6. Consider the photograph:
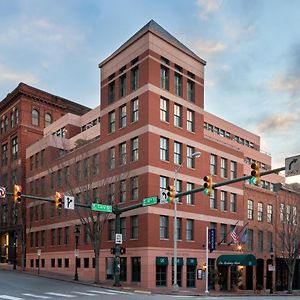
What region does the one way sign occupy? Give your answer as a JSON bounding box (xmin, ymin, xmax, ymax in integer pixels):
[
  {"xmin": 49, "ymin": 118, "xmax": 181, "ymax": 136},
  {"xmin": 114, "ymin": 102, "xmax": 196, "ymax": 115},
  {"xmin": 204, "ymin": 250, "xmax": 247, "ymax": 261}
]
[
  {"xmin": 285, "ymin": 154, "xmax": 300, "ymax": 177},
  {"xmin": 64, "ymin": 195, "xmax": 75, "ymax": 210}
]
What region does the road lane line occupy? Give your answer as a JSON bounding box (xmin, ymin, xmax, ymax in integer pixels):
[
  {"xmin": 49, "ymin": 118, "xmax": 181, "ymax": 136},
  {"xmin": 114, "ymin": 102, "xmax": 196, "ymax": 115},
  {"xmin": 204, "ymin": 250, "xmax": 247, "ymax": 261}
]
[
  {"xmin": 45, "ymin": 292, "xmax": 75, "ymax": 298},
  {"xmin": 0, "ymin": 296, "xmax": 24, "ymax": 300},
  {"xmin": 87, "ymin": 290, "xmax": 116, "ymax": 295},
  {"xmin": 23, "ymin": 294, "xmax": 51, "ymax": 299},
  {"xmin": 73, "ymin": 291, "xmax": 97, "ymax": 296}
]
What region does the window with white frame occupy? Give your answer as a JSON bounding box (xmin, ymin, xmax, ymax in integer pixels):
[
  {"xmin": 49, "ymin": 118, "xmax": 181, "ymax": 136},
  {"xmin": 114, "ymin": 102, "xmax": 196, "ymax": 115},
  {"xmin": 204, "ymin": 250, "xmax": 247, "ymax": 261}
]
[
  {"xmin": 120, "ymin": 180, "xmax": 126, "ymax": 203},
  {"xmin": 186, "ymin": 182, "xmax": 194, "ymax": 205},
  {"xmin": 175, "ymin": 180, "xmax": 182, "ymax": 203},
  {"xmin": 131, "ymin": 66, "xmax": 138, "ymax": 91},
  {"xmin": 160, "ymin": 216, "xmax": 168, "ymax": 239},
  {"xmin": 174, "ymin": 141, "xmax": 182, "ymax": 165},
  {"xmin": 187, "ymin": 109, "xmax": 195, "ymax": 132},
  {"xmin": 221, "ymin": 157, "xmax": 227, "ymax": 178},
  {"xmin": 108, "ymin": 183, "xmax": 115, "ymax": 204},
  {"xmin": 230, "ymin": 161, "xmax": 237, "ymax": 179},
  {"xmin": 210, "ymin": 154, "xmax": 217, "ymax": 175},
  {"xmin": 220, "ymin": 224, "xmax": 227, "ymax": 243},
  {"xmin": 258, "ymin": 202, "xmax": 263, "ymax": 222},
  {"xmin": 187, "ymin": 146, "xmax": 195, "ymax": 168},
  {"xmin": 248, "ymin": 200, "xmax": 253, "ymax": 220},
  {"xmin": 32, "ymin": 109, "xmax": 39, "ymax": 126},
  {"xmin": 120, "ymin": 74, "xmax": 126, "ymax": 97},
  {"xmin": 119, "ymin": 105, "xmax": 126, "ymax": 128},
  {"xmin": 220, "ymin": 191, "xmax": 227, "ymax": 211},
  {"xmin": 267, "ymin": 204, "xmax": 273, "ymax": 223},
  {"xmin": 130, "ymin": 216, "xmax": 138, "ymax": 239},
  {"xmin": 160, "ymin": 98, "xmax": 169, "ymax": 122},
  {"xmin": 186, "ymin": 219, "xmax": 194, "ymax": 241},
  {"xmin": 160, "ymin": 65, "xmax": 169, "ymax": 90},
  {"xmin": 108, "ymin": 111, "xmax": 115, "ymax": 133},
  {"xmin": 11, "ymin": 136, "xmax": 18, "ymax": 160},
  {"xmin": 160, "ymin": 176, "xmax": 168, "ymax": 191},
  {"xmin": 174, "ymin": 72, "xmax": 182, "ymax": 97},
  {"xmin": 108, "ymin": 147, "xmax": 115, "ymax": 169},
  {"xmin": 131, "ymin": 137, "xmax": 138, "ymax": 161},
  {"xmin": 280, "ymin": 203, "xmax": 285, "ymax": 223},
  {"xmin": 187, "ymin": 79, "xmax": 195, "ymax": 102},
  {"xmin": 174, "ymin": 104, "xmax": 182, "ymax": 127},
  {"xmin": 131, "ymin": 176, "xmax": 138, "ymax": 200},
  {"xmin": 119, "ymin": 142, "xmax": 126, "ymax": 165},
  {"xmin": 131, "ymin": 98, "xmax": 138, "ymax": 122},
  {"xmin": 230, "ymin": 193, "xmax": 237, "ymax": 212},
  {"xmin": 160, "ymin": 137, "xmax": 169, "ymax": 161},
  {"xmin": 210, "ymin": 190, "xmax": 217, "ymax": 209}
]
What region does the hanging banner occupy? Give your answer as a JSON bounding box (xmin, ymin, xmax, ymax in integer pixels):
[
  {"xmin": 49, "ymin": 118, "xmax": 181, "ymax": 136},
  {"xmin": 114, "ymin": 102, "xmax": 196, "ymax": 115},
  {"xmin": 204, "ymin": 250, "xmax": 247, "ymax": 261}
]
[{"xmin": 209, "ymin": 228, "xmax": 216, "ymax": 253}]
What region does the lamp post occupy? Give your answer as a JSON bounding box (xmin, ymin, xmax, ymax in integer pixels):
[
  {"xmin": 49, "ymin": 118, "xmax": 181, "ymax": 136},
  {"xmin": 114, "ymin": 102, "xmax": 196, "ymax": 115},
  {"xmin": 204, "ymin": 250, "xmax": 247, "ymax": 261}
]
[
  {"xmin": 74, "ymin": 226, "xmax": 80, "ymax": 281},
  {"xmin": 172, "ymin": 151, "xmax": 201, "ymax": 292},
  {"xmin": 270, "ymin": 246, "xmax": 274, "ymax": 294}
]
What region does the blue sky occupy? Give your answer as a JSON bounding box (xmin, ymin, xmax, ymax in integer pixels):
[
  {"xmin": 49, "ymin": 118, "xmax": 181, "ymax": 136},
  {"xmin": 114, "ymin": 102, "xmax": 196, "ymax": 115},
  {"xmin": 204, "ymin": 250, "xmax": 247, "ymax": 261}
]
[{"xmin": 0, "ymin": 0, "xmax": 299, "ymax": 182}]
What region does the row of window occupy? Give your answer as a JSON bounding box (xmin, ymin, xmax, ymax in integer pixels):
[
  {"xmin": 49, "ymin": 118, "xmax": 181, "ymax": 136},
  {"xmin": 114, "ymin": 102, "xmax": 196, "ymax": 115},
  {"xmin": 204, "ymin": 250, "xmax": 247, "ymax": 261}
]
[
  {"xmin": 1, "ymin": 136, "xmax": 18, "ymax": 166},
  {"xmin": 29, "ymin": 257, "xmax": 95, "ymax": 269},
  {"xmin": 210, "ymin": 154, "xmax": 237, "ymax": 178},
  {"xmin": 279, "ymin": 203, "xmax": 297, "ymax": 224},
  {"xmin": 81, "ymin": 117, "xmax": 100, "ymax": 132},
  {"xmin": 32, "ymin": 109, "xmax": 53, "ymax": 127},
  {"xmin": 0, "ymin": 109, "xmax": 19, "ymax": 135},
  {"xmin": 247, "ymin": 200, "xmax": 273, "ymax": 223},
  {"xmin": 209, "ymin": 190, "xmax": 237, "ymax": 212}
]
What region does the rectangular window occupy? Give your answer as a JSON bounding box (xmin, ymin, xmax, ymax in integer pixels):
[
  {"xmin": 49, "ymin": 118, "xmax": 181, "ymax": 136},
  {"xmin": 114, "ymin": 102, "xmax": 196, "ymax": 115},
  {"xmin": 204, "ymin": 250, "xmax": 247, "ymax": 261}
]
[
  {"xmin": 41, "ymin": 230, "xmax": 45, "ymax": 247},
  {"xmin": 131, "ymin": 176, "xmax": 138, "ymax": 200},
  {"xmin": 131, "ymin": 137, "xmax": 138, "ymax": 161},
  {"xmin": 160, "ymin": 98, "xmax": 169, "ymax": 122},
  {"xmin": 220, "ymin": 191, "xmax": 227, "ymax": 211},
  {"xmin": 108, "ymin": 219, "xmax": 115, "ymax": 241},
  {"xmin": 174, "ymin": 141, "xmax": 182, "ymax": 165},
  {"xmin": 186, "ymin": 219, "xmax": 194, "ymax": 241},
  {"xmin": 1, "ymin": 143, "xmax": 8, "ymax": 166},
  {"xmin": 93, "ymin": 187, "xmax": 100, "ymax": 203},
  {"xmin": 160, "ymin": 65, "xmax": 169, "ymax": 90},
  {"xmin": 75, "ymin": 162, "xmax": 80, "ymax": 182},
  {"xmin": 221, "ymin": 157, "xmax": 227, "ymax": 178},
  {"xmin": 119, "ymin": 142, "xmax": 126, "ymax": 165},
  {"xmin": 35, "ymin": 153, "xmax": 39, "ymax": 169},
  {"xmin": 210, "ymin": 154, "xmax": 217, "ymax": 175},
  {"xmin": 11, "ymin": 136, "xmax": 18, "ymax": 160},
  {"xmin": 120, "ymin": 217, "xmax": 126, "ymax": 241},
  {"xmin": 108, "ymin": 111, "xmax": 115, "ymax": 133},
  {"xmin": 108, "ymin": 183, "xmax": 115, "ymax": 204},
  {"xmin": 186, "ymin": 182, "xmax": 194, "ymax": 205},
  {"xmin": 132, "ymin": 257, "xmax": 141, "ymax": 282},
  {"xmin": 92, "ymin": 154, "xmax": 99, "ymax": 175},
  {"xmin": 210, "ymin": 190, "xmax": 217, "ymax": 209},
  {"xmin": 160, "ymin": 216, "xmax": 169, "ymax": 239},
  {"xmin": 160, "ymin": 137, "xmax": 169, "ymax": 161},
  {"xmin": 160, "ymin": 176, "xmax": 168, "ymax": 191},
  {"xmin": 108, "ymin": 81, "xmax": 115, "ymax": 103},
  {"xmin": 175, "ymin": 180, "xmax": 182, "ymax": 203},
  {"xmin": 51, "ymin": 229, "xmax": 55, "ymax": 246},
  {"xmin": 174, "ymin": 104, "xmax": 182, "ymax": 127},
  {"xmin": 280, "ymin": 203, "xmax": 285, "ymax": 223},
  {"xmin": 258, "ymin": 202, "xmax": 263, "ymax": 222},
  {"xmin": 267, "ymin": 204, "xmax": 273, "ymax": 223},
  {"xmin": 64, "ymin": 227, "xmax": 70, "ymax": 245},
  {"xmin": 220, "ymin": 224, "xmax": 227, "ymax": 243},
  {"xmin": 120, "ymin": 180, "xmax": 126, "ymax": 203},
  {"xmin": 177, "ymin": 217, "xmax": 182, "ymax": 240},
  {"xmin": 120, "ymin": 74, "xmax": 126, "ymax": 97},
  {"xmin": 230, "ymin": 193, "xmax": 237, "ymax": 212},
  {"xmin": 230, "ymin": 161, "xmax": 237, "ymax": 179},
  {"xmin": 131, "ymin": 66, "xmax": 138, "ymax": 91},
  {"xmin": 64, "ymin": 166, "xmax": 70, "ymax": 184},
  {"xmin": 130, "ymin": 216, "xmax": 138, "ymax": 239},
  {"xmin": 119, "ymin": 105, "xmax": 126, "ymax": 128},
  {"xmin": 57, "ymin": 228, "xmax": 62, "ymax": 246},
  {"xmin": 258, "ymin": 231, "xmax": 263, "ymax": 252},
  {"xmin": 108, "ymin": 147, "xmax": 115, "ymax": 169},
  {"xmin": 267, "ymin": 232, "xmax": 273, "ymax": 252},
  {"xmin": 248, "ymin": 200, "xmax": 253, "ymax": 220},
  {"xmin": 187, "ymin": 109, "xmax": 195, "ymax": 132},
  {"xmin": 187, "ymin": 146, "xmax": 196, "ymax": 168},
  {"xmin": 131, "ymin": 98, "xmax": 138, "ymax": 122},
  {"xmin": 187, "ymin": 79, "xmax": 195, "ymax": 102},
  {"xmin": 174, "ymin": 72, "xmax": 182, "ymax": 97},
  {"xmin": 83, "ymin": 158, "xmax": 89, "ymax": 178}
]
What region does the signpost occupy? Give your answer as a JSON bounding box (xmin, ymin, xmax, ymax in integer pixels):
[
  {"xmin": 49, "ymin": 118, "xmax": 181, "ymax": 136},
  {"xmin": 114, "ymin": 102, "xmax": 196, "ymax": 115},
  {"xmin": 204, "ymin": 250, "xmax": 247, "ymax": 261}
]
[
  {"xmin": 142, "ymin": 196, "xmax": 158, "ymax": 206},
  {"xmin": 115, "ymin": 233, "xmax": 122, "ymax": 244},
  {"xmin": 91, "ymin": 203, "xmax": 112, "ymax": 212},
  {"xmin": 285, "ymin": 154, "xmax": 300, "ymax": 177},
  {"xmin": 159, "ymin": 189, "xmax": 168, "ymax": 204},
  {"xmin": 0, "ymin": 187, "xmax": 6, "ymax": 198},
  {"xmin": 64, "ymin": 195, "xmax": 75, "ymax": 210}
]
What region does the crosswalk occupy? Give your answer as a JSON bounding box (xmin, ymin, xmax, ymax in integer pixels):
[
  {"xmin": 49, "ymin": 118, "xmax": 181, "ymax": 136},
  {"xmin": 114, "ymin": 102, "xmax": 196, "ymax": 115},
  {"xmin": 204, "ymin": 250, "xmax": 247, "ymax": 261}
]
[{"xmin": 0, "ymin": 289, "xmax": 134, "ymax": 299}]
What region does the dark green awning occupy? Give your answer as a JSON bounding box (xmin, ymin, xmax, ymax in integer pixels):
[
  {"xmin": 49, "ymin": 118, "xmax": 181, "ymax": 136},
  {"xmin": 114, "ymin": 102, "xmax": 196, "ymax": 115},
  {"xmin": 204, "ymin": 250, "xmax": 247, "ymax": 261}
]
[
  {"xmin": 156, "ymin": 257, "xmax": 168, "ymax": 266},
  {"xmin": 172, "ymin": 257, "xmax": 184, "ymax": 266},
  {"xmin": 186, "ymin": 258, "xmax": 197, "ymax": 266},
  {"xmin": 217, "ymin": 254, "xmax": 256, "ymax": 266}
]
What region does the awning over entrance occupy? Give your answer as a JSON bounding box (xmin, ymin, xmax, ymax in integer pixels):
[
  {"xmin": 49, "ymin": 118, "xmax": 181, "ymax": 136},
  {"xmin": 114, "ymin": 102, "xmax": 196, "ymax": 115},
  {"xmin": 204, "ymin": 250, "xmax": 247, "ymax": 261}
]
[
  {"xmin": 217, "ymin": 254, "xmax": 257, "ymax": 266},
  {"xmin": 171, "ymin": 257, "xmax": 184, "ymax": 266},
  {"xmin": 156, "ymin": 257, "xmax": 168, "ymax": 266}
]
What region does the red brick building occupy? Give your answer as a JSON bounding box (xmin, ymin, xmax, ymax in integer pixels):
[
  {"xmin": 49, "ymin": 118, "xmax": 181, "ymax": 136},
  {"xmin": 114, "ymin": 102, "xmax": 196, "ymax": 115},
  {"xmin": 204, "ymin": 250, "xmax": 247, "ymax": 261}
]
[{"xmin": 11, "ymin": 20, "xmax": 300, "ymax": 292}]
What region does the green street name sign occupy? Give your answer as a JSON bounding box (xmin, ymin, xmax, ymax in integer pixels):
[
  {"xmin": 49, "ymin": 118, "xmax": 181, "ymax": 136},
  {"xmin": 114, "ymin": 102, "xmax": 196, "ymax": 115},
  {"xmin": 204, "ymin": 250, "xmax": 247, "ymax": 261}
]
[
  {"xmin": 142, "ymin": 196, "xmax": 158, "ymax": 207},
  {"xmin": 91, "ymin": 203, "xmax": 112, "ymax": 213}
]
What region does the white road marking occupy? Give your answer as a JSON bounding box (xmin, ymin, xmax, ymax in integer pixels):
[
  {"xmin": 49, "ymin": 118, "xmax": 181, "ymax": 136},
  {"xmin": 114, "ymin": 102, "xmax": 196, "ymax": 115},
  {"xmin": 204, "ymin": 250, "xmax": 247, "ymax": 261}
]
[
  {"xmin": 0, "ymin": 296, "xmax": 24, "ymax": 300},
  {"xmin": 87, "ymin": 290, "xmax": 116, "ymax": 295},
  {"xmin": 73, "ymin": 291, "xmax": 97, "ymax": 296},
  {"xmin": 23, "ymin": 294, "xmax": 51, "ymax": 299},
  {"xmin": 45, "ymin": 292, "xmax": 75, "ymax": 298}
]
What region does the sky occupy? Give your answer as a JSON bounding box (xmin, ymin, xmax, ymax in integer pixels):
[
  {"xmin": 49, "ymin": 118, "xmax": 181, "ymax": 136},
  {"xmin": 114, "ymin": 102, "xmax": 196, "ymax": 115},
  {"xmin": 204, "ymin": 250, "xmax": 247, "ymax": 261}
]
[{"xmin": 0, "ymin": 0, "xmax": 299, "ymax": 183}]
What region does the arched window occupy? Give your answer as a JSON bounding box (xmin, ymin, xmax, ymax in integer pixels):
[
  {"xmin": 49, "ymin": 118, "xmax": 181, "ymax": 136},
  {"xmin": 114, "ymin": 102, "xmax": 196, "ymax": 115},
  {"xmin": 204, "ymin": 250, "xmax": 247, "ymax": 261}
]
[
  {"xmin": 32, "ymin": 109, "xmax": 39, "ymax": 126},
  {"xmin": 44, "ymin": 113, "xmax": 52, "ymax": 128}
]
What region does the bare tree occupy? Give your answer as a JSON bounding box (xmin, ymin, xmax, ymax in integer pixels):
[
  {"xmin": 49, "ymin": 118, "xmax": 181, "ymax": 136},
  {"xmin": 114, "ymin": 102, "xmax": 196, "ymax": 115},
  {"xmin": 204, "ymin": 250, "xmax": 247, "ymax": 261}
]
[{"xmin": 276, "ymin": 188, "xmax": 300, "ymax": 293}]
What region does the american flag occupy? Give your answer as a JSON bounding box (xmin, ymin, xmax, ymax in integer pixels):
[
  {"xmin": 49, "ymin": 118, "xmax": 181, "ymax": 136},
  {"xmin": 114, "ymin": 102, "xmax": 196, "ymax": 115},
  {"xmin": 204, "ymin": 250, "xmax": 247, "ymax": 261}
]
[{"xmin": 231, "ymin": 226, "xmax": 239, "ymax": 244}]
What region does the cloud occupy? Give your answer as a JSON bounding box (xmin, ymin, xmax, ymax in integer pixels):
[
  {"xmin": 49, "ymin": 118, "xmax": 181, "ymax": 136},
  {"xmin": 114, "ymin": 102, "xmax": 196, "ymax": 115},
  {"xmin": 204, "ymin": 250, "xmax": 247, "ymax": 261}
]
[
  {"xmin": 257, "ymin": 111, "xmax": 300, "ymax": 133},
  {"xmin": 270, "ymin": 75, "xmax": 300, "ymax": 94},
  {"xmin": 196, "ymin": 0, "xmax": 223, "ymax": 20},
  {"xmin": 191, "ymin": 39, "xmax": 226, "ymax": 58},
  {"xmin": 0, "ymin": 63, "xmax": 38, "ymax": 84}
]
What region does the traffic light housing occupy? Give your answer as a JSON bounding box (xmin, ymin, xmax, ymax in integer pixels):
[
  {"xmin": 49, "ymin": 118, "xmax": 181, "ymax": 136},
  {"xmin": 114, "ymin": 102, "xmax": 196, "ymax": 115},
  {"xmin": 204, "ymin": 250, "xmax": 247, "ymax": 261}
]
[
  {"xmin": 203, "ymin": 176, "xmax": 212, "ymax": 196},
  {"xmin": 13, "ymin": 184, "xmax": 22, "ymax": 203},
  {"xmin": 250, "ymin": 163, "xmax": 260, "ymax": 185},
  {"xmin": 167, "ymin": 185, "xmax": 175, "ymax": 203},
  {"xmin": 55, "ymin": 192, "xmax": 63, "ymax": 209},
  {"xmin": 110, "ymin": 247, "xmax": 115, "ymax": 255}
]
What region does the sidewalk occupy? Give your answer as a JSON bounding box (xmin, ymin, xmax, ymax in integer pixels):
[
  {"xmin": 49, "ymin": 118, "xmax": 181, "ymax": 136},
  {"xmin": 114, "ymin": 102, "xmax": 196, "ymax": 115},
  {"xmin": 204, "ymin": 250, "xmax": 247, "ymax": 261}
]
[{"xmin": 1, "ymin": 263, "xmax": 299, "ymax": 297}]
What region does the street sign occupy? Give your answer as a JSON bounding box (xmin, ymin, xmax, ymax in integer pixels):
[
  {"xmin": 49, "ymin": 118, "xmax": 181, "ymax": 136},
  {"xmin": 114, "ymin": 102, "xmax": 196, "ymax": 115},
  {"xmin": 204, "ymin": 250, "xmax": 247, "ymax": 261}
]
[
  {"xmin": 285, "ymin": 154, "xmax": 300, "ymax": 177},
  {"xmin": 142, "ymin": 196, "xmax": 158, "ymax": 206},
  {"xmin": 115, "ymin": 233, "xmax": 122, "ymax": 244},
  {"xmin": 64, "ymin": 195, "xmax": 75, "ymax": 210},
  {"xmin": 74, "ymin": 249, "xmax": 79, "ymax": 257},
  {"xmin": 0, "ymin": 187, "xmax": 6, "ymax": 198},
  {"xmin": 37, "ymin": 249, "xmax": 41, "ymax": 256},
  {"xmin": 91, "ymin": 203, "xmax": 112, "ymax": 213},
  {"xmin": 268, "ymin": 264, "xmax": 275, "ymax": 271},
  {"xmin": 159, "ymin": 189, "xmax": 169, "ymax": 204}
]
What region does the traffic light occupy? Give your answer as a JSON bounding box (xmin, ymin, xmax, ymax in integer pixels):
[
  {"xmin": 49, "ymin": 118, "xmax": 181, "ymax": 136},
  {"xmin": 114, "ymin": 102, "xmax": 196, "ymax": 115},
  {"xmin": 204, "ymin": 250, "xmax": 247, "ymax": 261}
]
[
  {"xmin": 13, "ymin": 184, "xmax": 22, "ymax": 203},
  {"xmin": 203, "ymin": 176, "xmax": 212, "ymax": 196},
  {"xmin": 167, "ymin": 185, "xmax": 175, "ymax": 203},
  {"xmin": 250, "ymin": 163, "xmax": 260, "ymax": 185},
  {"xmin": 55, "ymin": 192, "xmax": 63, "ymax": 209}
]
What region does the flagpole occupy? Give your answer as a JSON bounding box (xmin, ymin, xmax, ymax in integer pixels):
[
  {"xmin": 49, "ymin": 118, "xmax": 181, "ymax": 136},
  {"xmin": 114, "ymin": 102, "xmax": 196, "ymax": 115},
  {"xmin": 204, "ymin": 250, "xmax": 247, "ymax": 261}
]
[{"xmin": 205, "ymin": 226, "xmax": 209, "ymax": 294}]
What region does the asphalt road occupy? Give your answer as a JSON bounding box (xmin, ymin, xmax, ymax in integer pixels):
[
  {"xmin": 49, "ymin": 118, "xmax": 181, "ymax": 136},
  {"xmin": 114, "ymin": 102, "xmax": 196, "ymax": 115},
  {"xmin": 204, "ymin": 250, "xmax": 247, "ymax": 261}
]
[{"xmin": 0, "ymin": 269, "xmax": 300, "ymax": 299}]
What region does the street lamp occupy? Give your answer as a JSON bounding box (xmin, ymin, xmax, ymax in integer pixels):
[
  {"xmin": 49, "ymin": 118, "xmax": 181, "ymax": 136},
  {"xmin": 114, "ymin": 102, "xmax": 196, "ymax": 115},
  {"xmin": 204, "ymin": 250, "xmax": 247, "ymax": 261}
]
[
  {"xmin": 74, "ymin": 226, "xmax": 80, "ymax": 281},
  {"xmin": 270, "ymin": 246, "xmax": 274, "ymax": 294},
  {"xmin": 172, "ymin": 151, "xmax": 201, "ymax": 292}
]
